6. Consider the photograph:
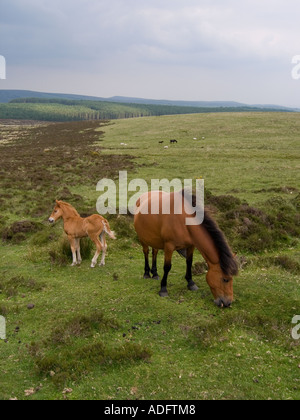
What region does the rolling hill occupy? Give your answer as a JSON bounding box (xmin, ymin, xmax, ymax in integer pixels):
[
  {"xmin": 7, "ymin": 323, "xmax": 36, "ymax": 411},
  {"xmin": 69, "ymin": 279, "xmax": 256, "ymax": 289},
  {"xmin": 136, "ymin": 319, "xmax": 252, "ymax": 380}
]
[
  {"xmin": 0, "ymin": 90, "xmax": 297, "ymax": 122},
  {"xmin": 0, "ymin": 89, "xmax": 297, "ymax": 110}
]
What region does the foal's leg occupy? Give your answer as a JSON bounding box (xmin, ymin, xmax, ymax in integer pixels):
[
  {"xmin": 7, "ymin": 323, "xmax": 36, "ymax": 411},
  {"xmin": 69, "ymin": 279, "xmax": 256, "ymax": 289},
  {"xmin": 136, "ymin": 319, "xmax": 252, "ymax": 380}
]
[
  {"xmin": 142, "ymin": 244, "xmax": 151, "ymax": 279},
  {"xmin": 151, "ymin": 248, "xmax": 159, "ymax": 280},
  {"xmin": 99, "ymin": 232, "xmax": 107, "ymax": 266},
  {"xmin": 159, "ymin": 244, "xmax": 174, "ymax": 297},
  {"xmin": 76, "ymin": 238, "xmax": 82, "ymax": 265},
  {"xmin": 90, "ymin": 234, "xmax": 102, "ymax": 268},
  {"xmin": 185, "ymin": 246, "xmax": 199, "ymax": 291},
  {"xmin": 68, "ymin": 236, "xmax": 78, "ymax": 267}
]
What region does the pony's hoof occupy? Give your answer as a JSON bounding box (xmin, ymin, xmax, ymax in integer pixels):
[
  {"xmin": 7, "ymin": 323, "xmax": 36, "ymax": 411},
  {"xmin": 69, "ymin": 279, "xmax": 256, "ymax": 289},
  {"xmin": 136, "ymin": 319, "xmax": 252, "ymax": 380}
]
[
  {"xmin": 159, "ymin": 290, "xmax": 168, "ymax": 298},
  {"xmin": 188, "ymin": 282, "xmax": 199, "ymax": 292},
  {"xmin": 99, "ymin": 263, "xmax": 105, "ymax": 267},
  {"xmin": 90, "ymin": 264, "xmax": 96, "ymax": 269},
  {"xmin": 144, "ymin": 274, "xmax": 151, "ymax": 279},
  {"xmin": 152, "ymin": 275, "xmax": 160, "ymax": 280},
  {"xmin": 71, "ymin": 263, "xmax": 77, "ymax": 267}
]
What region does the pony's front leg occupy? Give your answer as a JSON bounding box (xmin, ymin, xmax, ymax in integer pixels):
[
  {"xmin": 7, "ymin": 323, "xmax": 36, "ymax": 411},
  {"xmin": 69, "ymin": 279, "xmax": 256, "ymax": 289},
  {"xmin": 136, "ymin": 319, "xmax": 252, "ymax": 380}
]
[
  {"xmin": 68, "ymin": 236, "xmax": 78, "ymax": 267},
  {"xmin": 159, "ymin": 244, "xmax": 174, "ymax": 297},
  {"xmin": 185, "ymin": 246, "xmax": 199, "ymax": 291}
]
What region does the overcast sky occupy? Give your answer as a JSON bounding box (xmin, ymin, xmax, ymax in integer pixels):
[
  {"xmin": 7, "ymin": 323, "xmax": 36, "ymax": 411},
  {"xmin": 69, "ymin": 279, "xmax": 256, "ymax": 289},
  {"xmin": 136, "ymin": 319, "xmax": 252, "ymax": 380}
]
[{"xmin": 1, "ymin": 0, "xmax": 300, "ymax": 106}]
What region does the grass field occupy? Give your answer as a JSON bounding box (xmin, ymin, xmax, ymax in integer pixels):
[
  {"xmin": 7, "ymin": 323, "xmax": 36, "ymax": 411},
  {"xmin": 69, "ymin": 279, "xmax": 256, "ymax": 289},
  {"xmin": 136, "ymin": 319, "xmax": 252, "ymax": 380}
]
[{"xmin": 0, "ymin": 113, "xmax": 299, "ymax": 400}]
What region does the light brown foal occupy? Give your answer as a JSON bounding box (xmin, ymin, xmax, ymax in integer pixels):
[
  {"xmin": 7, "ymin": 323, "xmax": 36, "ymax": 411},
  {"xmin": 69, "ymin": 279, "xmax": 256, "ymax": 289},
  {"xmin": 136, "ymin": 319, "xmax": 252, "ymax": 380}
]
[{"xmin": 49, "ymin": 200, "xmax": 116, "ymax": 268}]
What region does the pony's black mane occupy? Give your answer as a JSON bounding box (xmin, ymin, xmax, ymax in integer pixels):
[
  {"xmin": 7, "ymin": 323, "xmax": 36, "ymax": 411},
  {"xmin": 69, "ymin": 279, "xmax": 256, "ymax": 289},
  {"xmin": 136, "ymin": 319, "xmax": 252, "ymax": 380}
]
[
  {"xmin": 202, "ymin": 211, "xmax": 239, "ymax": 276},
  {"xmin": 182, "ymin": 190, "xmax": 238, "ymax": 276}
]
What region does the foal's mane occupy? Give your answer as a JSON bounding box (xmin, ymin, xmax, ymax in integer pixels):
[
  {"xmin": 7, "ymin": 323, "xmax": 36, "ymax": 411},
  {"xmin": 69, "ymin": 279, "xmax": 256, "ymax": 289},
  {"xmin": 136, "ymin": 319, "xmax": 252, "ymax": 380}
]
[
  {"xmin": 182, "ymin": 190, "xmax": 238, "ymax": 276},
  {"xmin": 58, "ymin": 201, "xmax": 81, "ymax": 217}
]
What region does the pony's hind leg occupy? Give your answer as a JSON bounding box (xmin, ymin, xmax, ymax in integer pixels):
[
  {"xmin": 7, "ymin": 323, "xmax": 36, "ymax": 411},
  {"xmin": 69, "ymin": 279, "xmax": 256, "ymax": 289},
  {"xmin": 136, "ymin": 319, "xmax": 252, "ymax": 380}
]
[
  {"xmin": 142, "ymin": 244, "xmax": 151, "ymax": 279},
  {"xmin": 151, "ymin": 249, "xmax": 159, "ymax": 280},
  {"xmin": 99, "ymin": 232, "xmax": 107, "ymax": 266},
  {"xmin": 159, "ymin": 244, "xmax": 174, "ymax": 297},
  {"xmin": 90, "ymin": 234, "xmax": 102, "ymax": 268}
]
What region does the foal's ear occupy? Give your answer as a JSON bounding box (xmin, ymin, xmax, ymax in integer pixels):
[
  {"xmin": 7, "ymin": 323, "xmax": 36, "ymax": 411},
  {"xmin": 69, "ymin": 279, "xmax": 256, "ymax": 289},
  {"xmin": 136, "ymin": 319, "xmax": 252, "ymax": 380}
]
[{"xmin": 55, "ymin": 200, "xmax": 61, "ymax": 207}]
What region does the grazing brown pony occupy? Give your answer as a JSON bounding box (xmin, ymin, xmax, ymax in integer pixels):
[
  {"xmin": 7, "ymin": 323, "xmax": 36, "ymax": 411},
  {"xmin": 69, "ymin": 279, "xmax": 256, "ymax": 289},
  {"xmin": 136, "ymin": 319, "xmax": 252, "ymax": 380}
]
[
  {"xmin": 134, "ymin": 190, "xmax": 238, "ymax": 307},
  {"xmin": 49, "ymin": 201, "xmax": 116, "ymax": 268}
]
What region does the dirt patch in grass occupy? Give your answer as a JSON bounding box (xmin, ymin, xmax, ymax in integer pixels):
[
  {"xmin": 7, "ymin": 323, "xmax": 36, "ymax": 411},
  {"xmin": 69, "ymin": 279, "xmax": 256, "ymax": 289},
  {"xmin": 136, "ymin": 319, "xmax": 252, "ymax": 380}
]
[
  {"xmin": 0, "ymin": 120, "xmax": 136, "ymax": 219},
  {"xmin": 1, "ymin": 220, "xmax": 45, "ymax": 243}
]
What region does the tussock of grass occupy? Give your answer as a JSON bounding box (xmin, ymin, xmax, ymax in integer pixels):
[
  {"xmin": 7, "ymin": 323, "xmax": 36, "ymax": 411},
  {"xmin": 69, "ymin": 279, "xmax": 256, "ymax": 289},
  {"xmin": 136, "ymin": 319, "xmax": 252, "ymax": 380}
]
[
  {"xmin": 0, "ymin": 276, "xmax": 46, "ymax": 297},
  {"xmin": 192, "ymin": 261, "xmax": 208, "ymax": 276},
  {"xmin": 208, "ymin": 192, "xmax": 300, "ymax": 253},
  {"xmin": 193, "ymin": 312, "xmax": 292, "ymax": 350},
  {"xmin": 258, "ymin": 255, "xmax": 300, "ymax": 274},
  {"xmin": 49, "ymin": 311, "xmax": 119, "ymax": 345},
  {"xmin": 29, "ymin": 311, "xmax": 151, "ymax": 387},
  {"xmin": 1, "ymin": 220, "xmax": 44, "ymax": 244},
  {"xmin": 112, "ymin": 215, "xmax": 138, "ymax": 245},
  {"xmin": 0, "ymin": 305, "xmax": 8, "ymax": 316},
  {"xmin": 33, "ymin": 341, "xmax": 152, "ymax": 388},
  {"xmin": 48, "ymin": 235, "xmax": 93, "ymax": 266}
]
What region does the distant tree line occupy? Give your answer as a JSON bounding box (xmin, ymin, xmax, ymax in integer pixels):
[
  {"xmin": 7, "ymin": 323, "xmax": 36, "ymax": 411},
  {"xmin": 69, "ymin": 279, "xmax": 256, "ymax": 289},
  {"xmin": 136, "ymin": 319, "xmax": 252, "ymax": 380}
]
[{"xmin": 0, "ymin": 97, "xmax": 292, "ymax": 122}]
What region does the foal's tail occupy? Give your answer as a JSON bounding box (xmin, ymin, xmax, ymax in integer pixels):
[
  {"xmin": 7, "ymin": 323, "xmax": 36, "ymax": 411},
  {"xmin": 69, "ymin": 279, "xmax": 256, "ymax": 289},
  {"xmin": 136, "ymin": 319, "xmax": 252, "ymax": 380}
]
[{"xmin": 102, "ymin": 220, "xmax": 117, "ymax": 240}]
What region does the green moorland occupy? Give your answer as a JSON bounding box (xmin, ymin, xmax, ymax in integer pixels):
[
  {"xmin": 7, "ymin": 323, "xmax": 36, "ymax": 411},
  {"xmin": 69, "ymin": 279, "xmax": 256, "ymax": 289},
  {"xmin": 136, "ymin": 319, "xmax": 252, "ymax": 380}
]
[{"xmin": 0, "ymin": 112, "xmax": 299, "ymax": 400}]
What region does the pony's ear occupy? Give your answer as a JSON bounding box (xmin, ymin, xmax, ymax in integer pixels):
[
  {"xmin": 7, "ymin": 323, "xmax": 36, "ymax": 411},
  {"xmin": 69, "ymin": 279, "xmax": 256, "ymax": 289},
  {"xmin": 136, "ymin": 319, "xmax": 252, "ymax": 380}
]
[{"xmin": 55, "ymin": 200, "xmax": 61, "ymax": 207}]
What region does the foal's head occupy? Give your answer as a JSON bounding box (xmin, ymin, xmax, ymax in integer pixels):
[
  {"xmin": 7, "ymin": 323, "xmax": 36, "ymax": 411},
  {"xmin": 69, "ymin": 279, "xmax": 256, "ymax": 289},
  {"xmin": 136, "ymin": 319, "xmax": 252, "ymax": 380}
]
[{"xmin": 48, "ymin": 200, "xmax": 64, "ymax": 224}]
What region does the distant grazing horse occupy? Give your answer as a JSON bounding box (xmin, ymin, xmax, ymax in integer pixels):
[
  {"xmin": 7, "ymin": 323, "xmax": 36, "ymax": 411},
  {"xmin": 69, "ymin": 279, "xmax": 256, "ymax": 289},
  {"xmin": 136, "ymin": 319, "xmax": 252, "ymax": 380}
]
[
  {"xmin": 134, "ymin": 191, "xmax": 238, "ymax": 307},
  {"xmin": 170, "ymin": 139, "xmax": 178, "ymax": 144},
  {"xmin": 49, "ymin": 201, "xmax": 116, "ymax": 268}
]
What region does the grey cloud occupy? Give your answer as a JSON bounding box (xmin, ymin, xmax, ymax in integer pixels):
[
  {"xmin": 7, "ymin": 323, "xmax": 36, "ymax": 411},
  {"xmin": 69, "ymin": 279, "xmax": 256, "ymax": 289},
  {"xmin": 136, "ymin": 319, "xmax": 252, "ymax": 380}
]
[{"xmin": 1, "ymin": 0, "xmax": 300, "ymax": 106}]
